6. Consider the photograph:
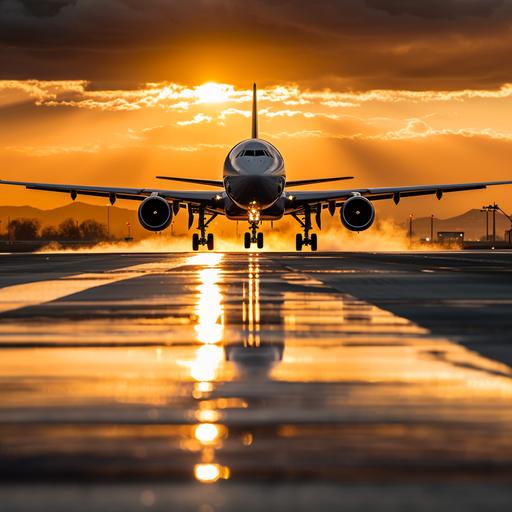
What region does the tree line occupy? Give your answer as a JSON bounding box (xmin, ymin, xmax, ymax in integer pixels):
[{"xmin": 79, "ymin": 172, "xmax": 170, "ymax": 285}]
[{"xmin": 2, "ymin": 218, "xmax": 109, "ymax": 241}]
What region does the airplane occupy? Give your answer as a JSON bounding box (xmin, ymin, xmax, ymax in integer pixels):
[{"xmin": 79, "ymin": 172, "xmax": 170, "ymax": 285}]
[{"xmin": 1, "ymin": 83, "xmax": 512, "ymax": 251}]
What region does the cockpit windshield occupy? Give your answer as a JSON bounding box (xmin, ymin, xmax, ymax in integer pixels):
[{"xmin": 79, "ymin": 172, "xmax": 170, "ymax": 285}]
[{"xmin": 236, "ymin": 149, "xmax": 272, "ymax": 158}]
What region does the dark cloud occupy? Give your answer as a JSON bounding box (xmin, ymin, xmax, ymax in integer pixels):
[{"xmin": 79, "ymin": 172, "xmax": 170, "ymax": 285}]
[
  {"xmin": 366, "ymin": 0, "xmax": 503, "ymax": 19},
  {"xmin": 0, "ymin": 0, "xmax": 511, "ymax": 90},
  {"xmin": 18, "ymin": 0, "xmax": 76, "ymax": 18}
]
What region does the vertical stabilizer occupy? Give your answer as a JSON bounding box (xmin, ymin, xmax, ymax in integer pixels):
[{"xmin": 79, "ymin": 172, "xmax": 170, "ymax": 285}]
[{"xmin": 251, "ymin": 83, "xmax": 258, "ymax": 139}]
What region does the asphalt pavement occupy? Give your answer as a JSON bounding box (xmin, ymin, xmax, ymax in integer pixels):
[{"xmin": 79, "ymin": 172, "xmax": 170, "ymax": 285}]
[{"xmin": 0, "ymin": 250, "xmax": 511, "ymax": 511}]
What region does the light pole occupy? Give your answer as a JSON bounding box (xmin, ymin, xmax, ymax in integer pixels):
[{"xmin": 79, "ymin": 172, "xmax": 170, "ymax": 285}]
[
  {"xmin": 409, "ymin": 213, "xmax": 413, "ymax": 246},
  {"xmin": 492, "ymin": 203, "xmax": 496, "ymax": 243},
  {"xmin": 480, "ymin": 207, "xmax": 489, "ymax": 241},
  {"xmin": 430, "ymin": 214, "xmax": 434, "ymax": 243},
  {"xmin": 481, "ymin": 204, "xmax": 499, "ymax": 244}
]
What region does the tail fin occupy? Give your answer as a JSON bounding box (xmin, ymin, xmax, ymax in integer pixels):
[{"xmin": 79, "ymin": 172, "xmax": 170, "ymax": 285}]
[{"xmin": 251, "ymin": 83, "xmax": 258, "ymax": 139}]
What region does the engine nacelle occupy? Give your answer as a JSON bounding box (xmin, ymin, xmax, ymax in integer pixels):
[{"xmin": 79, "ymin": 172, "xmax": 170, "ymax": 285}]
[
  {"xmin": 138, "ymin": 196, "xmax": 172, "ymax": 231},
  {"xmin": 340, "ymin": 195, "xmax": 375, "ymax": 232}
]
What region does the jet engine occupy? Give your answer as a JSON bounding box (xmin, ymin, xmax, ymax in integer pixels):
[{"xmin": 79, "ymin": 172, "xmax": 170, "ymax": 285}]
[
  {"xmin": 138, "ymin": 196, "xmax": 172, "ymax": 231},
  {"xmin": 340, "ymin": 195, "xmax": 375, "ymax": 231}
]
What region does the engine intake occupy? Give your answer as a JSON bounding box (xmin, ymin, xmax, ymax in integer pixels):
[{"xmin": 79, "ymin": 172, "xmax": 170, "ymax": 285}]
[
  {"xmin": 138, "ymin": 196, "xmax": 172, "ymax": 231},
  {"xmin": 340, "ymin": 195, "xmax": 375, "ymax": 231}
]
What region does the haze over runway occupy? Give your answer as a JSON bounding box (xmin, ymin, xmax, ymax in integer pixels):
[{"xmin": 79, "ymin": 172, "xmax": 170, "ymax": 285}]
[{"xmin": 1, "ymin": 251, "xmax": 512, "ymax": 510}]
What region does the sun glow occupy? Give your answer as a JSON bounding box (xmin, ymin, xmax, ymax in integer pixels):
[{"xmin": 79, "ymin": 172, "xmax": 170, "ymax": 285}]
[{"xmin": 194, "ymin": 82, "xmax": 232, "ymax": 104}]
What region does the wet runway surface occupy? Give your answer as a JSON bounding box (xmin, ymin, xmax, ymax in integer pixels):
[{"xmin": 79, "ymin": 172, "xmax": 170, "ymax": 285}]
[{"xmin": 1, "ymin": 251, "xmax": 512, "ymax": 511}]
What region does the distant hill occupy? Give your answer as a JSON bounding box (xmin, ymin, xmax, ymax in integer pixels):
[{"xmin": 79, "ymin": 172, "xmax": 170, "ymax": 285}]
[
  {"xmin": 0, "ymin": 202, "xmax": 178, "ymax": 239},
  {"xmin": 408, "ymin": 208, "xmax": 512, "ymax": 241},
  {"xmin": 0, "ymin": 203, "xmax": 510, "ymax": 241},
  {"xmin": 0, "ymin": 202, "xmax": 238, "ymax": 240}
]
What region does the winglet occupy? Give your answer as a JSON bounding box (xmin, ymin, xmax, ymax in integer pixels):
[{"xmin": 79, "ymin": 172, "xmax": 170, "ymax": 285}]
[{"xmin": 251, "ymin": 83, "xmax": 258, "ymax": 139}]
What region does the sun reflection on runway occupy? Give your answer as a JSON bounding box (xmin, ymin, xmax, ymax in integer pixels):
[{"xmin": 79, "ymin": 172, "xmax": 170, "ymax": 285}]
[
  {"xmin": 187, "ymin": 253, "xmax": 230, "ymax": 483},
  {"xmin": 190, "ymin": 345, "xmax": 224, "ymax": 382},
  {"xmin": 194, "ymin": 462, "xmax": 230, "ymax": 484},
  {"xmin": 192, "ymin": 254, "xmax": 224, "ymax": 345},
  {"xmin": 244, "ymin": 254, "xmax": 261, "ymax": 347}
]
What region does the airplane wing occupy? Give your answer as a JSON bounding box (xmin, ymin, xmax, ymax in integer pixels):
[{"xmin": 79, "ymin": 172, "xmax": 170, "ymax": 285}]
[
  {"xmin": 289, "ymin": 180, "xmax": 512, "ymax": 207},
  {"xmin": 286, "ymin": 176, "xmax": 353, "ymax": 187},
  {"xmin": 0, "ymin": 179, "xmax": 221, "ymax": 207},
  {"xmin": 155, "ymin": 175, "xmax": 355, "ymax": 188},
  {"xmin": 155, "ymin": 176, "xmax": 224, "ymax": 187}
]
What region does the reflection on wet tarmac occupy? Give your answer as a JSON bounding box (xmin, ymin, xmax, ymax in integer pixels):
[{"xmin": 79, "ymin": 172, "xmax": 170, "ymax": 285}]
[
  {"xmin": 188, "ymin": 253, "xmax": 230, "ymax": 482},
  {"xmin": 0, "ymin": 253, "xmax": 512, "ymax": 482}
]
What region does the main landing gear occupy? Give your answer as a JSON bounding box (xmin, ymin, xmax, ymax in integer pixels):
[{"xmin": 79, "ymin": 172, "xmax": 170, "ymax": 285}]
[
  {"xmin": 244, "ymin": 219, "xmax": 264, "ymax": 249},
  {"xmin": 295, "ymin": 232, "xmax": 317, "ymax": 252},
  {"xmin": 192, "ymin": 208, "xmax": 217, "ymax": 251},
  {"xmin": 292, "ymin": 206, "xmax": 318, "ymax": 251}
]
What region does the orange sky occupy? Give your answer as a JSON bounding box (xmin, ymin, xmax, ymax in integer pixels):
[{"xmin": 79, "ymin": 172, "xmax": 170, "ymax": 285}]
[
  {"xmin": 1, "ymin": 0, "xmax": 512, "ymax": 221},
  {"xmin": 1, "ymin": 80, "xmax": 512, "ymax": 220}
]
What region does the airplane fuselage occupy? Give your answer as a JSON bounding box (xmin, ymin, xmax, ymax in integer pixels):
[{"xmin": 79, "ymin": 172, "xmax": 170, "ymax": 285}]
[{"xmin": 223, "ymin": 138, "xmax": 286, "ymax": 220}]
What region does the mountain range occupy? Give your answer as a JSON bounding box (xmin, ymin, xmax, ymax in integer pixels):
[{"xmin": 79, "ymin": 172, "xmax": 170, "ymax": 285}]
[
  {"xmin": 0, "ymin": 203, "xmax": 510, "ymax": 241},
  {"xmin": 409, "ymin": 209, "xmax": 512, "ymax": 241}
]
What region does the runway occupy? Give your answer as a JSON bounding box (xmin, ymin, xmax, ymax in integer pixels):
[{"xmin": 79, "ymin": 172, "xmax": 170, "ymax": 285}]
[{"xmin": 1, "ymin": 251, "xmax": 512, "ymax": 511}]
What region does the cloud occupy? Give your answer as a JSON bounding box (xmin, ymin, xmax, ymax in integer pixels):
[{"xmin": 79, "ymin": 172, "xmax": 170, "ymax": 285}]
[
  {"xmin": 4, "ymin": 144, "xmax": 101, "ymax": 156},
  {"xmin": 4, "ymin": 80, "xmax": 512, "ymax": 116},
  {"xmin": 176, "ymin": 113, "xmax": 213, "ymax": 126},
  {"xmin": 16, "ymin": 0, "xmax": 77, "ymax": 18},
  {"xmin": 264, "ymin": 129, "xmax": 325, "ymax": 139},
  {"xmin": 0, "ymin": 80, "xmax": 251, "ymax": 111},
  {"xmin": 1, "ymin": 1, "xmax": 512, "ymax": 89},
  {"xmin": 2, "ymin": 141, "xmax": 229, "ymax": 156},
  {"xmin": 264, "ymin": 119, "xmax": 512, "ymax": 143},
  {"xmin": 261, "ymin": 108, "xmax": 339, "ymax": 120},
  {"xmin": 155, "ymin": 143, "xmax": 229, "ymax": 153},
  {"xmin": 366, "ymin": 0, "xmax": 503, "ymax": 20},
  {"xmin": 382, "ymin": 118, "xmax": 434, "ymax": 139},
  {"xmin": 359, "ymin": 122, "xmax": 512, "ymax": 141},
  {"xmin": 218, "ymin": 108, "xmax": 251, "ymax": 120}
]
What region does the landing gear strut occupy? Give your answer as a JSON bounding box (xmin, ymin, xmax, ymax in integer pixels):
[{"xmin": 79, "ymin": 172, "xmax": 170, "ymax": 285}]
[
  {"xmin": 244, "ymin": 205, "xmax": 264, "ymax": 249},
  {"xmin": 292, "ymin": 206, "xmax": 318, "ymax": 251},
  {"xmin": 192, "ymin": 208, "xmax": 217, "ymax": 251},
  {"xmin": 244, "ymin": 219, "xmax": 264, "ymax": 249}
]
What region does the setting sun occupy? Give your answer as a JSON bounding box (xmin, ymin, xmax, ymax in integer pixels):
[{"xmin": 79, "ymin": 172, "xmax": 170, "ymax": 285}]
[{"xmin": 193, "ymin": 82, "xmax": 232, "ymax": 103}]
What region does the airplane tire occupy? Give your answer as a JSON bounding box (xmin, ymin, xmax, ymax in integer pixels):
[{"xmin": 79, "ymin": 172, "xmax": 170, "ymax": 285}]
[
  {"xmin": 192, "ymin": 233, "xmax": 200, "ymax": 251},
  {"xmin": 207, "ymin": 233, "xmax": 214, "ymax": 251},
  {"xmin": 310, "ymin": 233, "xmax": 318, "ymax": 251},
  {"xmin": 257, "ymin": 232, "xmax": 264, "ymax": 249},
  {"xmin": 244, "ymin": 232, "xmax": 251, "ymax": 249},
  {"xmin": 296, "ymin": 233, "xmax": 303, "ymax": 251}
]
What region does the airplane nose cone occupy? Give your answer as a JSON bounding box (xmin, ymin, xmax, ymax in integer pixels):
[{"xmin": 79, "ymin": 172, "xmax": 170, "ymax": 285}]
[{"xmin": 226, "ymin": 176, "xmax": 282, "ymax": 209}]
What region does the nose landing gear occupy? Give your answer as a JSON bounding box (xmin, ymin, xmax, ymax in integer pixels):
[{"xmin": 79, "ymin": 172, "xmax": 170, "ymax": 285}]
[
  {"xmin": 192, "ymin": 207, "xmax": 217, "ymax": 251},
  {"xmin": 292, "ymin": 206, "xmax": 318, "ymax": 251},
  {"xmin": 244, "ymin": 206, "xmax": 264, "ymax": 249},
  {"xmin": 244, "ymin": 221, "xmax": 264, "ymax": 249}
]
